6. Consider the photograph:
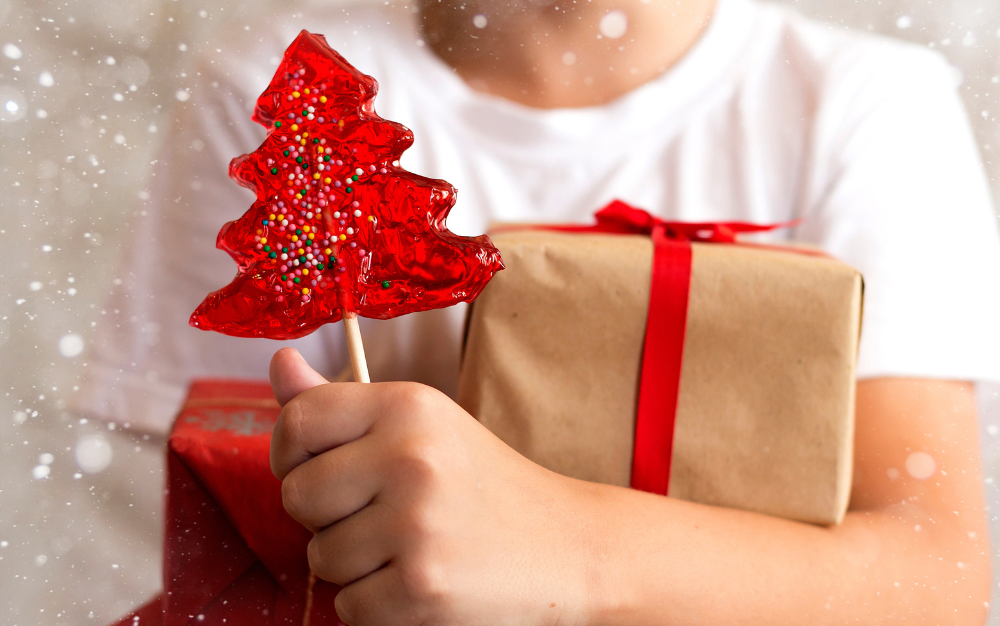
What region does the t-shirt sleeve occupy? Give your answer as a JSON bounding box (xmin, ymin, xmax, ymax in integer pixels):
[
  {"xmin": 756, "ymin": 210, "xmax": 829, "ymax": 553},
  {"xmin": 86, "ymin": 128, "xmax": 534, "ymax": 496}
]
[
  {"xmin": 797, "ymin": 45, "xmax": 1000, "ymax": 382},
  {"xmin": 68, "ymin": 51, "xmax": 346, "ymax": 434}
]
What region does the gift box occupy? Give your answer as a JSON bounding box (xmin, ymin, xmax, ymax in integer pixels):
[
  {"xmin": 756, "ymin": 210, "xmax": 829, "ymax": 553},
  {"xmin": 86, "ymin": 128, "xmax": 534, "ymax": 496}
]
[
  {"xmin": 458, "ymin": 201, "xmax": 863, "ymax": 525},
  {"xmin": 111, "ymin": 380, "xmax": 346, "ymax": 626}
]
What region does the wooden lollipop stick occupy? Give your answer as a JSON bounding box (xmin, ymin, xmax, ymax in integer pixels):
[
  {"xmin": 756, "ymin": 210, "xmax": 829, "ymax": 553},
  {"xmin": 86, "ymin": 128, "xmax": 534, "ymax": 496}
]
[
  {"xmin": 301, "ymin": 572, "xmax": 317, "ymax": 626},
  {"xmin": 302, "ymin": 312, "xmax": 370, "ymax": 626},
  {"xmin": 343, "ymin": 311, "xmax": 371, "ymax": 383}
]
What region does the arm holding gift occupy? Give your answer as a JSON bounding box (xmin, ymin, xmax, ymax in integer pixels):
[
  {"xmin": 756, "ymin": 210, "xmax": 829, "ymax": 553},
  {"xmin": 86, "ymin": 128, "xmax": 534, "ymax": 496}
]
[{"xmin": 269, "ymin": 349, "xmax": 988, "ymax": 626}]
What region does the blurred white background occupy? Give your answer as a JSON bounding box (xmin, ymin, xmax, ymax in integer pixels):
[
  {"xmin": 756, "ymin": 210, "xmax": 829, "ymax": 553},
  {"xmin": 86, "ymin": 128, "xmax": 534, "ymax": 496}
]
[{"xmin": 1, "ymin": 0, "xmax": 999, "ymax": 623}]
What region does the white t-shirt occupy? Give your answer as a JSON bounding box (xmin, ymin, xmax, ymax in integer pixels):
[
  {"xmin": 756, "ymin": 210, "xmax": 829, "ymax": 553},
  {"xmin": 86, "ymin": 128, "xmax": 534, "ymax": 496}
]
[{"xmin": 73, "ymin": 0, "xmax": 1000, "ymax": 433}]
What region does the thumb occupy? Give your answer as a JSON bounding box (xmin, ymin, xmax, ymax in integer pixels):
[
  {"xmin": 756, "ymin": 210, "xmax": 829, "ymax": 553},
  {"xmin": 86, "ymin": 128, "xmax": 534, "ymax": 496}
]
[{"xmin": 270, "ymin": 348, "xmax": 329, "ymax": 407}]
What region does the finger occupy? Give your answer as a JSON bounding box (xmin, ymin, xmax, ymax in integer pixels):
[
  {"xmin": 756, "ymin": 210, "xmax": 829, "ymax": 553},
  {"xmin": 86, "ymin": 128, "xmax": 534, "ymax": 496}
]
[
  {"xmin": 270, "ymin": 382, "xmax": 391, "ymax": 480},
  {"xmin": 335, "ymin": 565, "xmax": 421, "ymax": 626},
  {"xmin": 308, "ymin": 502, "xmax": 397, "ymax": 587},
  {"xmin": 269, "ymin": 347, "xmax": 329, "ymax": 407},
  {"xmin": 281, "ymin": 436, "xmax": 383, "ymax": 531}
]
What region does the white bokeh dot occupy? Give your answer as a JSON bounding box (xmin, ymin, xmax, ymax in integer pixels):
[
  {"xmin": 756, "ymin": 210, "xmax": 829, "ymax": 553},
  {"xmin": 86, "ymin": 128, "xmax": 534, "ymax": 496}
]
[
  {"xmin": 175, "ymin": 89, "xmax": 191, "ymax": 102},
  {"xmin": 75, "ymin": 434, "xmax": 113, "ymax": 474},
  {"xmin": 562, "ymin": 51, "xmax": 577, "ymax": 66},
  {"xmin": 58, "ymin": 333, "xmax": 84, "ymax": 358},
  {"xmin": 472, "ymin": 14, "xmax": 487, "ymax": 29},
  {"xmin": 599, "ymin": 10, "xmax": 628, "ymax": 39},
  {"xmin": 2, "ymin": 43, "xmax": 22, "ymax": 59},
  {"xmin": 32, "ymin": 465, "xmax": 50, "ymax": 480},
  {"xmin": 905, "ymin": 451, "xmax": 936, "ymax": 480},
  {"xmin": 0, "ymin": 86, "xmax": 26, "ymax": 122}
]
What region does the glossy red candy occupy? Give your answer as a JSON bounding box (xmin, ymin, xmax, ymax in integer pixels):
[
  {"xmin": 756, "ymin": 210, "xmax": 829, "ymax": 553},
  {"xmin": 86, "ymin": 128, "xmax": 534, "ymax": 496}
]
[{"xmin": 190, "ymin": 31, "xmax": 504, "ymax": 339}]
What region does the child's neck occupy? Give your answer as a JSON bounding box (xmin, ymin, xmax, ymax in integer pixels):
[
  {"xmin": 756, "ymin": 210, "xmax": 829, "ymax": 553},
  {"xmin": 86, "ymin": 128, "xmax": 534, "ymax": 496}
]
[{"xmin": 419, "ymin": 0, "xmax": 716, "ymax": 109}]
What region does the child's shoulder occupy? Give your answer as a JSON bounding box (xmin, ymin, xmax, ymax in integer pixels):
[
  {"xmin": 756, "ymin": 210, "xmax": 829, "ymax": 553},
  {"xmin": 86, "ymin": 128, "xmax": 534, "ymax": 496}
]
[
  {"xmin": 749, "ymin": 0, "xmax": 954, "ymax": 92},
  {"xmin": 724, "ymin": 0, "xmax": 958, "ymax": 124},
  {"xmin": 201, "ymin": 2, "xmax": 408, "ymax": 100}
]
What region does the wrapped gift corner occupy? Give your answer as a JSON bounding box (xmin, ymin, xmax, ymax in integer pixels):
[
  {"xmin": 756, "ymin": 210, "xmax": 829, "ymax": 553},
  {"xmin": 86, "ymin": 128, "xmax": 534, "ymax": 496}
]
[
  {"xmin": 458, "ymin": 225, "xmax": 862, "ymax": 526},
  {"xmin": 110, "ymin": 380, "xmax": 346, "ymax": 626}
]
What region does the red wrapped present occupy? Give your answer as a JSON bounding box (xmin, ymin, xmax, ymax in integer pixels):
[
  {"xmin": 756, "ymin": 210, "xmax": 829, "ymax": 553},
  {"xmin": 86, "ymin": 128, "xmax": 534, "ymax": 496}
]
[{"xmin": 112, "ymin": 380, "xmax": 345, "ymax": 625}]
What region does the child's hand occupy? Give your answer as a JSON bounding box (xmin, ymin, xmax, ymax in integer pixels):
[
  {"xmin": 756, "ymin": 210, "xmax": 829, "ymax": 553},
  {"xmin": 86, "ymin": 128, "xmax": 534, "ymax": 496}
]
[{"xmin": 268, "ymin": 348, "xmax": 602, "ymax": 626}]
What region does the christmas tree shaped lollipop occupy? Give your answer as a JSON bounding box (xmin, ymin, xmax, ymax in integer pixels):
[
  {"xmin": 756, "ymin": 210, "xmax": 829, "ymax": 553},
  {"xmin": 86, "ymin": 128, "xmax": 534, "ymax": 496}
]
[{"xmin": 190, "ymin": 31, "xmax": 503, "ymax": 377}]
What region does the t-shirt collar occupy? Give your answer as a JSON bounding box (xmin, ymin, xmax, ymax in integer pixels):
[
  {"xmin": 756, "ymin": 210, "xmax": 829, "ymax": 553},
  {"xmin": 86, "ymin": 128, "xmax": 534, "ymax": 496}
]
[{"xmin": 396, "ymin": 0, "xmax": 760, "ymax": 160}]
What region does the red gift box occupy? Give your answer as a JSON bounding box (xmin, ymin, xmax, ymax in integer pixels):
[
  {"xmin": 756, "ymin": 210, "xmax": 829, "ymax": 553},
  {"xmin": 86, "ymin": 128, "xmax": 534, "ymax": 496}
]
[{"xmin": 112, "ymin": 380, "xmax": 345, "ymax": 626}]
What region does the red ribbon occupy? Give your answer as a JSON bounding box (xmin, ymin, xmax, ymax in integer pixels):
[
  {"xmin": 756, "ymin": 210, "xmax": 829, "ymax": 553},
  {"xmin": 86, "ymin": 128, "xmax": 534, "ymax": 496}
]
[{"xmin": 559, "ymin": 200, "xmax": 795, "ymax": 495}]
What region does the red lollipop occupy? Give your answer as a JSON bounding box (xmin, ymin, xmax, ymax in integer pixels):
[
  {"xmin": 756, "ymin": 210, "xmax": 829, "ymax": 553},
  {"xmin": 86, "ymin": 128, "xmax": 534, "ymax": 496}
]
[{"xmin": 190, "ymin": 31, "xmax": 503, "ymax": 378}]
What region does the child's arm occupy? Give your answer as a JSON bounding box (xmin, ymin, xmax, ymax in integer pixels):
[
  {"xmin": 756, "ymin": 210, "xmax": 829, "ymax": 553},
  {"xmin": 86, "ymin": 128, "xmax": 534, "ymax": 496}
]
[
  {"xmin": 269, "ymin": 348, "xmax": 989, "ymax": 626},
  {"xmin": 585, "ymin": 378, "xmax": 989, "ymax": 625}
]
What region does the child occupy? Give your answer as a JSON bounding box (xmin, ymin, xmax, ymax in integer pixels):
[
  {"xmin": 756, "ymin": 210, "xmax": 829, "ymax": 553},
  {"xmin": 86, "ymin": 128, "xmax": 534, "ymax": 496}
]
[{"xmin": 78, "ymin": 0, "xmax": 1000, "ymax": 622}]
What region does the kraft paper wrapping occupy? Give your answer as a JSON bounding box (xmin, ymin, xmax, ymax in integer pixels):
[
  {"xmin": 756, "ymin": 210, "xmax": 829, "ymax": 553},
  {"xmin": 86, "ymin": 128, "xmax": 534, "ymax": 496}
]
[{"xmin": 458, "ymin": 230, "xmax": 862, "ymax": 525}]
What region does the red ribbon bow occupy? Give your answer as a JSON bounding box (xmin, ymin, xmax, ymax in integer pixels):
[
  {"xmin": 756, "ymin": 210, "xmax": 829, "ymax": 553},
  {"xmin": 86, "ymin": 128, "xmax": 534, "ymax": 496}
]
[
  {"xmin": 593, "ymin": 200, "xmax": 791, "ymax": 243},
  {"xmin": 574, "ymin": 201, "xmax": 795, "ymax": 495}
]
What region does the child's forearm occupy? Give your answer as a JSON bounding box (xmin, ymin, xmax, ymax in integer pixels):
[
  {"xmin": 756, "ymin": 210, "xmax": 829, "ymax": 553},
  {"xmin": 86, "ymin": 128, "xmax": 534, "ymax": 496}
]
[
  {"xmin": 579, "ymin": 481, "xmax": 989, "ymax": 626},
  {"xmin": 269, "ymin": 358, "xmax": 989, "ymax": 626}
]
